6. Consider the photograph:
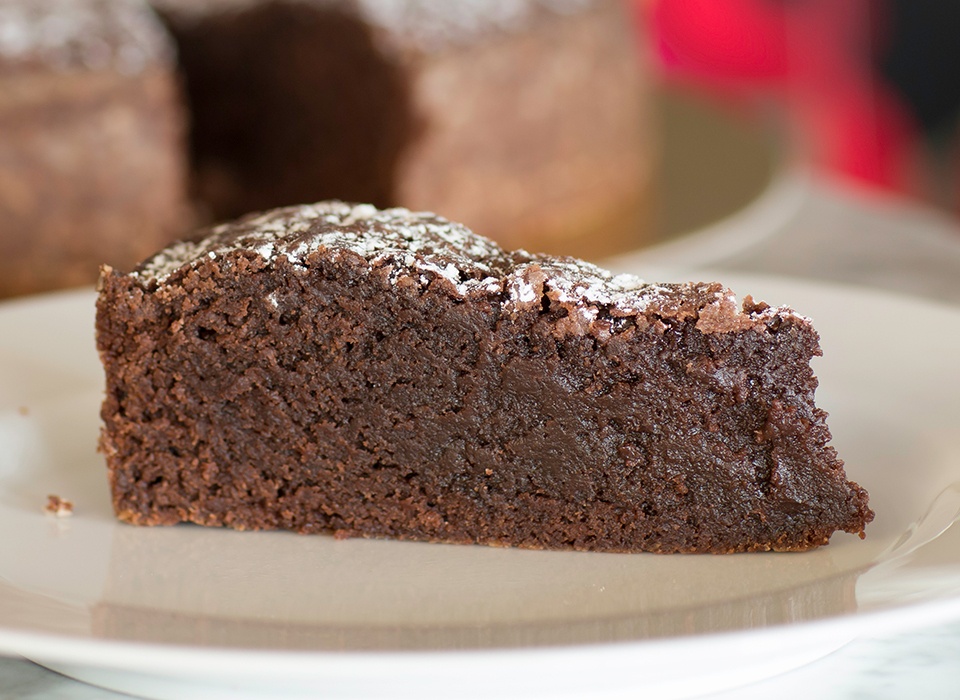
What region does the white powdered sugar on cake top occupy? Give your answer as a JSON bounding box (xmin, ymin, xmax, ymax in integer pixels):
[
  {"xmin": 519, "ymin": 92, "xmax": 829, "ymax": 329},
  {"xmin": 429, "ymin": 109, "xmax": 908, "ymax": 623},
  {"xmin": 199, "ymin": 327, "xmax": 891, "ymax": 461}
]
[
  {"xmin": 151, "ymin": 0, "xmax": 596, "ymax": 50},
  {"xmin": 136, "ymin": 201, "xmax": 508, "ymax": 291},
  {"xmin": 356, "ymin": 0, "xmax": 596, "ymax": 50},
  {"xmin": 0, "ymin": 0, "xmax": 172, "ymax": 74},
  {"xmin": 133, "ymin": 201, "xmax": 802, "ymax": 329}
]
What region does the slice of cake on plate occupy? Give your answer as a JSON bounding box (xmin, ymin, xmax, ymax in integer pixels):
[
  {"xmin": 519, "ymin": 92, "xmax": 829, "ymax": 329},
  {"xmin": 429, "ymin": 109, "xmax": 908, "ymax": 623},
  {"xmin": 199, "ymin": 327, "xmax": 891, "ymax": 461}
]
[{"xmin": 96, "ymin": 201, "xmax": 873, "ymax": 553}]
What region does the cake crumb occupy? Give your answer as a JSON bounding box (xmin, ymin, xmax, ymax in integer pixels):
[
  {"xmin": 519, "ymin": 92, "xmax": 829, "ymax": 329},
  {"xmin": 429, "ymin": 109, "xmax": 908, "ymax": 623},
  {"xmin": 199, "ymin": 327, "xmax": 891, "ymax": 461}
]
[{"xmin": 44, "ymin": 495, "xmax": 74, "ymax": 518}]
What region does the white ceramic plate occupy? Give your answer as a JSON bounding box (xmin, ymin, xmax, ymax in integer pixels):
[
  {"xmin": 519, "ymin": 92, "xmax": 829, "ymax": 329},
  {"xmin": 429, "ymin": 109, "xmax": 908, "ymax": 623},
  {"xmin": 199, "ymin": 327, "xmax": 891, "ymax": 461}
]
[{"xmin": 2, "ymin": 275, "xmax": 960, "ymax": 700}]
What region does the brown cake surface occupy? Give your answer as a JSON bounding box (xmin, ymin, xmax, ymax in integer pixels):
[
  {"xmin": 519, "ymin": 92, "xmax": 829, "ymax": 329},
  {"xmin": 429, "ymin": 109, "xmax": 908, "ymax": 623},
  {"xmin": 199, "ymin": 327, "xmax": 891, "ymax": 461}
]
[
  {"xmin": 149, "ymin": 0, "xmax": 650, "ymax": 258},
  {"xmin": 0, "ymin": 0, "xmax": 188, "ymax": 298},
  {"xmin": 96, "ymin": 201, "xmax": 873, "ymax": 553}
]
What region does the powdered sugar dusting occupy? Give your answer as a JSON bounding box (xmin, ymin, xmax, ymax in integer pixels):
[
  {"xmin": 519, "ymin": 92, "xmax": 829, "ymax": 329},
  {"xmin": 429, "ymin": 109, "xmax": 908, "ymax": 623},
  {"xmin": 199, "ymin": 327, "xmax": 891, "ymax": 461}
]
[
  {"xmin": 132, "ymin": 201, "xmax": 797, "ymax": 332},
  {"xmin": 152, "ymin": 0, "xmax": 597, "ymax": 50},
  {"xmin": 135, "ymin": 201, "xmax": 510, "ymax": 296},
  {"xmin": 0, "ymin": 0, "xmax": 173, "ymax": 74},
  {"xmin": 519, "ymin": 258, "xmax": 672, "ymax": 316},
  {"xmin": 357, "ymin": 0, "xmax": 597, "ymax": 50},
  {"xmin": 510, "ymin": 277, "xmax": 538, "ymax": 305}
]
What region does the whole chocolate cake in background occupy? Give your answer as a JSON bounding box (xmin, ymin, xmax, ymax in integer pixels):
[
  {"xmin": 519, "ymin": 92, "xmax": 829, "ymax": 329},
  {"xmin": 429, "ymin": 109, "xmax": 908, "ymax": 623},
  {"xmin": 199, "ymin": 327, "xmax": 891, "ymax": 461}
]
[
  {"xmin": 0, "ymin": 0, "xmax": 652, "ymax": 298},
  {"xmin": 150, "ymin": 0, "xmax": 652, "ymax": 258},
  {"xmin": 0, "ymin": 0, "xmax": 189, "ymax": 299}
]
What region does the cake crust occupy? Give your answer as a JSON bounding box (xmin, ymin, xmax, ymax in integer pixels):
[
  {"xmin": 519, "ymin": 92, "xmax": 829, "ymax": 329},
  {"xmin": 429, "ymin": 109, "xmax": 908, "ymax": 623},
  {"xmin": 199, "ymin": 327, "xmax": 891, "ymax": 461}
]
[{"xmin": 96, "ymin": 202, "xmax": 873, "ymax": 553}]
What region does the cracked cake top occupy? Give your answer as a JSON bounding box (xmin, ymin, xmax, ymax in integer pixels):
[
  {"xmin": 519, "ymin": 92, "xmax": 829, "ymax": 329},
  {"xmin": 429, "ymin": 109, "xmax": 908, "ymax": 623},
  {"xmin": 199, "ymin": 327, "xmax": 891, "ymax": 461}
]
[{"xmin": 129, "ymin": 201, "xmax": 807, "ymax": 335}]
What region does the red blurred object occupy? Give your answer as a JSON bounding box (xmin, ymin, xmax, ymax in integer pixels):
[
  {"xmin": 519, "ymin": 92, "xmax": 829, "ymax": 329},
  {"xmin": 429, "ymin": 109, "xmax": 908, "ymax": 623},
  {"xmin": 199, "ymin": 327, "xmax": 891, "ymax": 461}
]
[
  {"xmin": 652, "ymin": 0, "xmax": 789, "ymax": 87},
  {"xmin": 643, "ymin": 0, "xmax": 920, "ymax": 193}
]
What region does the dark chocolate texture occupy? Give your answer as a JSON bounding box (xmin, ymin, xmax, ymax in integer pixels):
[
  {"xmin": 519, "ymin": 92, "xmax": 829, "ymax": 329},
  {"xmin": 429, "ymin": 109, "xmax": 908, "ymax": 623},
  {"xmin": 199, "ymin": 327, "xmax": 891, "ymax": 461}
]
[{"xmin": 96, "ymin": 202, "xmax": 873, "ymax": 553}]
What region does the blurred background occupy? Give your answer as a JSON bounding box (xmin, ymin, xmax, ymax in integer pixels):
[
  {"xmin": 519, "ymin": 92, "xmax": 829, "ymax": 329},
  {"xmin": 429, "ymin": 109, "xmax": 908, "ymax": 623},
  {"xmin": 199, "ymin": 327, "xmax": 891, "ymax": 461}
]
[
  {"xmin": 629, "ymin": 0, "xmax": 960, "ymax": 307},
  {"xmin": 2, "ymin": 0, "xmax": 960, "ymax": 298},
  {"xmin": 647, "ymin": 0, "xmax": 960, "ymax": 239}
]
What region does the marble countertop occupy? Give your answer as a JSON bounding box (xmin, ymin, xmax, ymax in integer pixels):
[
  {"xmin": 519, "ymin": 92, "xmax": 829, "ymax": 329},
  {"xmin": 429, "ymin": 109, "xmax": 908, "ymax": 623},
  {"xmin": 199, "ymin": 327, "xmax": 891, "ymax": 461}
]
[{"xmin": 3, "ymin": 170, "xmax": 960, "ymax": 699}]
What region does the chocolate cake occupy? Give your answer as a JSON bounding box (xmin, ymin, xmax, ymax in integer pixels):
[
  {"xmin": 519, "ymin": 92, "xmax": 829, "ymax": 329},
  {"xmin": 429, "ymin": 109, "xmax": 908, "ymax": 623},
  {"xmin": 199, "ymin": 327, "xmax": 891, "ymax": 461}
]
[
  {"xmin": 149, "ymin": 0, "xmax": 650, "ymax": 258},
  {"xmin": 96, "ymin": 201, "xmax": 873, "ymax": 553},
  {"xmin": 0, "ymin": 0, "xmax": 188, "ymax": 299}
]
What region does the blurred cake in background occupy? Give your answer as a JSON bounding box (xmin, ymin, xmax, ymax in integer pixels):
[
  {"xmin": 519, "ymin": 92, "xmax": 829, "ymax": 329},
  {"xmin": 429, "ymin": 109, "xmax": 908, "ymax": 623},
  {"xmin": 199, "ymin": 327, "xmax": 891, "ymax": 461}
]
[
  {"xmin": 151, "ymin": 0, "xmax": 653, "ymax": 258},
  {"xmin": 0, "ymin": 0, "xmax": 189, "ymax": 298},
  {"xmin": 0, "ymin": 0, "xmax": 652, "ymax": 299}
]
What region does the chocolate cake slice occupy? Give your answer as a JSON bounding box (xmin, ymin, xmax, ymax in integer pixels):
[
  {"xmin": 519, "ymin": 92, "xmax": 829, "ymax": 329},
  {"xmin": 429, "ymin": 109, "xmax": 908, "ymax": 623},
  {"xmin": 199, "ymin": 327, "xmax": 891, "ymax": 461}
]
[{"xmin": 96, "ymin": 202, "xmax": 873, "ymax": 553}]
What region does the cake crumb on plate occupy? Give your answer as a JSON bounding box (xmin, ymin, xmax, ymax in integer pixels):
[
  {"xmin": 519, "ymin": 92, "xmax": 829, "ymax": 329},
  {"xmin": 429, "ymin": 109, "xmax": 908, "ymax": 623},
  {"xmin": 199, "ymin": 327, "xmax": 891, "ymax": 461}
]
[{"xmin": 44, "ymin": 495, "xmax": 73, "ymax": 518}]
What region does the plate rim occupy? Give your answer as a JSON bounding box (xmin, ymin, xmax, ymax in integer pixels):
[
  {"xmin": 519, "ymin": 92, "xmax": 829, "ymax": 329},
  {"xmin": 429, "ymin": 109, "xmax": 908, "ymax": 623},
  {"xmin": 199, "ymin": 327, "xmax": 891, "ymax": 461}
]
[{"xmin": 3, "ymin": 276, "xmax": 960, "ymax": 666}]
